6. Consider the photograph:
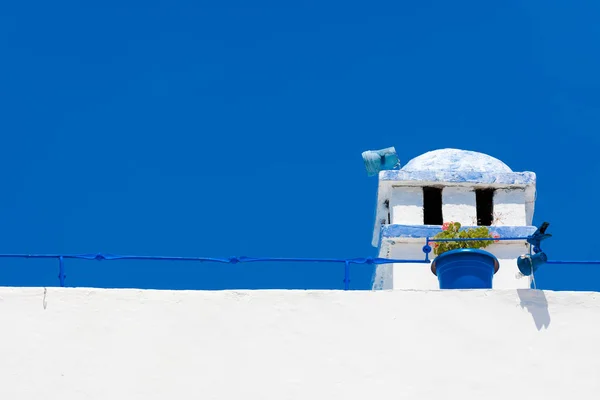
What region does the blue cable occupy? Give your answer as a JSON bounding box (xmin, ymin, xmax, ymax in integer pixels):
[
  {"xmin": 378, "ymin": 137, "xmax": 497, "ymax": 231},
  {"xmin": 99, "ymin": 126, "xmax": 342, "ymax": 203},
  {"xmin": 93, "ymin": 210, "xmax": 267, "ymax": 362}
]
[{"xmin": 1, "ymin": 235, "xmax": 599, "ymax": 289}]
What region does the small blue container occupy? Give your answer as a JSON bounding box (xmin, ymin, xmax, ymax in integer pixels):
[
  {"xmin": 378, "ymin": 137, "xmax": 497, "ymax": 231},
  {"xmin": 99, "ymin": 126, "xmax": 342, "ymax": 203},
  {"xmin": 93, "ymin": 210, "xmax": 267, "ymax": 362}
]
[{"xmin": 431, "ymin": 249, "xmax": 499, "ymax": 289}]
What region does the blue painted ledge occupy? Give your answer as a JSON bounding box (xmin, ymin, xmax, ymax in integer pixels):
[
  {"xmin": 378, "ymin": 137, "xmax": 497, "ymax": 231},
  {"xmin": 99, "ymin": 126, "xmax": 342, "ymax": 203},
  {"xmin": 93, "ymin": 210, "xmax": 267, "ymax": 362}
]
[
  {"xmin": 380, "ymin": 224, "xmax": 537, "ymax": 240},
  {"xmin": 379, "ymin": 170, "xmax": 536, "ymax": 186}
]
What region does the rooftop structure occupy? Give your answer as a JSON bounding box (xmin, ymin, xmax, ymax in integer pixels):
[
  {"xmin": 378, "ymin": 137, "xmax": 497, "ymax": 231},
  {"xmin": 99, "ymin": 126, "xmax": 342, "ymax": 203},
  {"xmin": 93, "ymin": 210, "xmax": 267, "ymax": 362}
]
[{"xmin": 367, "ymin": 148, "xmax": 538, "ymax": 290}]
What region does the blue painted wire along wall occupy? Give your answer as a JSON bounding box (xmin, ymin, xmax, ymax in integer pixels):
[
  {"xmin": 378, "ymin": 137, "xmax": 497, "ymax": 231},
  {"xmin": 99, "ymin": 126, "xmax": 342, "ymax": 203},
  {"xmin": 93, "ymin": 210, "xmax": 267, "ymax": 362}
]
[{"xmin": 0, "ymin": 236, "xmax": 598, "ymax": 290}]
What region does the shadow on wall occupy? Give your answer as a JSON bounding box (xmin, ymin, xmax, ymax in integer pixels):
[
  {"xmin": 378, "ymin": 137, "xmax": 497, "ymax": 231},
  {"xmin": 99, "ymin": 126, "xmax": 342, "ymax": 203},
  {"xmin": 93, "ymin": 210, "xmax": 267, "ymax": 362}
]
[{"xmin": 517, "ymin": 289, "xmax": 551, "ymax": 330}]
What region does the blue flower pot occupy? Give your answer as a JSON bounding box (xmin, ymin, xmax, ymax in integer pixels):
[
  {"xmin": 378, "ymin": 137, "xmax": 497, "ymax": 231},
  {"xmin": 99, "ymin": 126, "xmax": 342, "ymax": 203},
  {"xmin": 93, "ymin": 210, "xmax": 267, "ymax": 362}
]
[{"xmin": 430, "ymin": 249, "xmax": 499, "ymax": 289}]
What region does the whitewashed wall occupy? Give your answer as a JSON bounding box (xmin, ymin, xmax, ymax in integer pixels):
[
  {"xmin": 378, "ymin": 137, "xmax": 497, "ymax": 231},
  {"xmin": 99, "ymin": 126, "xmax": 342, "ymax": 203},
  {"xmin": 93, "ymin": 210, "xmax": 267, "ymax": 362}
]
[
  {"xmin": 379, "ymin": 183, "xmax": 533, "ymax": 290},
  {"xmin": 494, "ymin": 188, "xmax": 527, "ymax": 225},
  {"xmin": 442, "ymin": 187, "xmax": 476, "ymax": 225},
  {"xmin": 390, "ymin": 187, "xmax": 423, "ymax": 225},
  {"xmin": 389, "ymin": 185, "xmax": 530, "ymax": 226},
  {"xmin": 1, "ymin": 287, "xmax": 599, "ymax": 399}
]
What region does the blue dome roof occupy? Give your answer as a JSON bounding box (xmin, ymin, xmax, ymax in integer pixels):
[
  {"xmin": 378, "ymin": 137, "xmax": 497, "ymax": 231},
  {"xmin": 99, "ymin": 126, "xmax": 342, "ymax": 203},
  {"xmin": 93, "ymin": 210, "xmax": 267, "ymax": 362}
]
[{"xmin": 401, "ymin": 149, "xmax": 512, "ymax": 173}]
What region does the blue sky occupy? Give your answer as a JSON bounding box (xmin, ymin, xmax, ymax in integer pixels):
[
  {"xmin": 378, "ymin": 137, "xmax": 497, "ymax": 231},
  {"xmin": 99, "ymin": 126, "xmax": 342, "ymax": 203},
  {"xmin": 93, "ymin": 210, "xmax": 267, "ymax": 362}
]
[{"xmin": 1, "ymin": 1, "xmax": 599, "ymax": 291}]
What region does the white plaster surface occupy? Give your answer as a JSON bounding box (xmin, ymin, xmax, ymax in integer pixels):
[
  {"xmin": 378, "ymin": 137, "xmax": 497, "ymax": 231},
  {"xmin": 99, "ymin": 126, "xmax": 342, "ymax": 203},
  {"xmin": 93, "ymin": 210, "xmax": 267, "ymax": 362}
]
[
  {"xmin": 494, "ymin": 188, "xmax": 527, "ymax": 226},
  {"xmin": 390, "ymin": 186, "xmax": 423, "ymax": 225},
  {"xmin": 441, "ymin": 187, "xmax": 476, "ymax": 225},
  {"xmin": 392, "ymin": 262, "xmax": 440, "ymax": 290},
  {"xmin": 1, "ymin": 287, "xmax": 599, "ymax": 399},
  {"xmin": 525, "ymin": 186, "xmax": 536, "ymax": 225}
]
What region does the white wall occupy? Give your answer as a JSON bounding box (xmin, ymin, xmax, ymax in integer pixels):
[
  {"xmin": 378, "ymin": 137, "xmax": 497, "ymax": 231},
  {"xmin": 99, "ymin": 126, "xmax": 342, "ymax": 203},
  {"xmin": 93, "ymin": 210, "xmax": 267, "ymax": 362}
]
[
  {"xmin": 442, "ymin": 187, "xmax": 476, "ymax": 225},
  {"xmin": 390, "ymin": 187, "xmax": 423, "ymax": 225},
  {"xmin": 388, "ymin": 185, "xmax": 530, "ymax": 227},
  {"xmin": 494, "ymin": 188, "xmax": 527, "ymax": 226},
  {"xmin": 1, "ymin": 287, "xmax": 599, "ymax": 399}
]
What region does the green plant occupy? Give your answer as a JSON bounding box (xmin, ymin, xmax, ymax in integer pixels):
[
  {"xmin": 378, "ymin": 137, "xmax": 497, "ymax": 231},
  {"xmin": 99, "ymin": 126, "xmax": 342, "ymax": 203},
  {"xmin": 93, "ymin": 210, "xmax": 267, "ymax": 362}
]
[{"xmin": 431, "ymin": 222, "xmax": 499, "ymax": 256}]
